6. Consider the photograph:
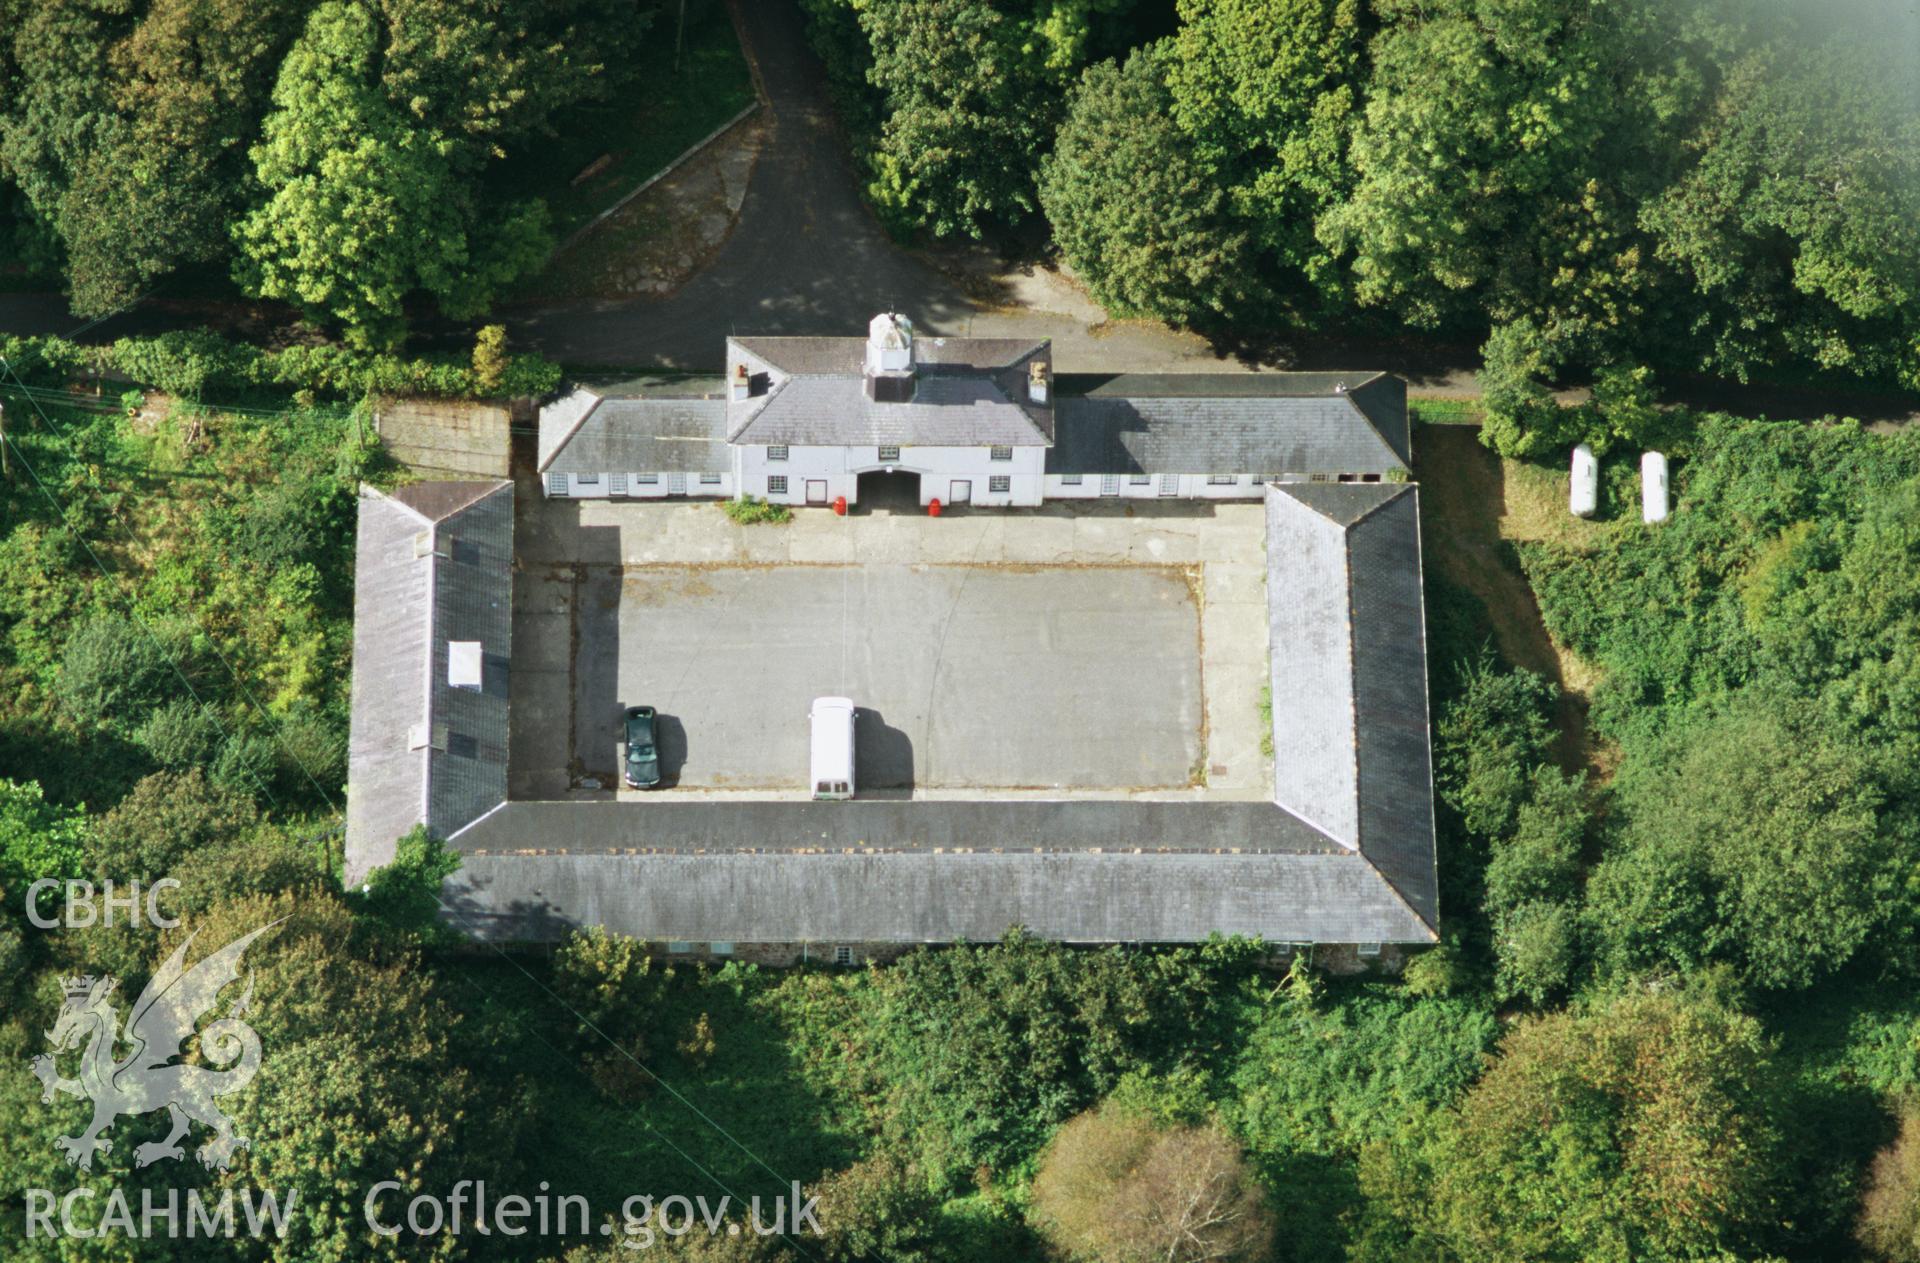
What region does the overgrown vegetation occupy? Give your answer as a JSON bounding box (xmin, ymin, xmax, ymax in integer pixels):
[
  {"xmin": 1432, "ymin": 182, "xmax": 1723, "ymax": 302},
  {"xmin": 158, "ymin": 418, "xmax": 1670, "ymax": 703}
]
[
  {"xmin": 2, "ymin": 328, "xmax": 561, "ymax": 405},
  {"xmin": 721, "ymin": 495, "xmax": 793, "ymax": 525},
  {"xmin": 4, "ymin": 392, "xmax": 1916, "ymax": 1260}
]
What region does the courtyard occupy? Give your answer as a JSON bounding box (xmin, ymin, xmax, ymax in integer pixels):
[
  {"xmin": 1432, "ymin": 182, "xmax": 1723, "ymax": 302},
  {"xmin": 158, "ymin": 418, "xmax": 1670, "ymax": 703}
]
[{"xmin": 507, "ymin": 487, "xmax": 1273, "ymax": 803}]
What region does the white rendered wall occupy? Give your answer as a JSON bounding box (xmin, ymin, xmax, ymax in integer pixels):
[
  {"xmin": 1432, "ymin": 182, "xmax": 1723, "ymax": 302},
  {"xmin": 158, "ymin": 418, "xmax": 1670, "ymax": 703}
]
[
  {"xmin": 549, "ymin": 473, "xmax": 732, "ymax": 499},
  {"xmin": 737, "ymin": 444, "xmax": 1046, "ymax": 507}
]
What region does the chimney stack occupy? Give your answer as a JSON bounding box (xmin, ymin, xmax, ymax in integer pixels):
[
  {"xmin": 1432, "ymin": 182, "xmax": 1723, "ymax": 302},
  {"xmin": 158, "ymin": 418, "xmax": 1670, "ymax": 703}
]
[
  {"xmin": 730, "ymin": 362, "xmax": 750, "ymax": 402},
  {"xmin": 1027, "ymin": 359, "xmax": 1049, "ymax": 405}
]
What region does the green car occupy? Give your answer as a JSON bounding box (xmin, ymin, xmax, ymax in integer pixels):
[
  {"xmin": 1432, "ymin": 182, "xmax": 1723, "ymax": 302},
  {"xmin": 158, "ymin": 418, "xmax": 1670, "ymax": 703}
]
[{"xmin": 623, "ymin": 706, "xmax": 661, "ymax": 788}]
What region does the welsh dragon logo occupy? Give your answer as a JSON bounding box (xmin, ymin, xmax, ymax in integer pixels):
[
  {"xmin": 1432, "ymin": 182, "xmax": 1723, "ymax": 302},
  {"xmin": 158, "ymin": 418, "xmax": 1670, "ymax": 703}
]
[{"xmin": 29, "ymin": 921, "xmax": 281, "ymax": 1172}]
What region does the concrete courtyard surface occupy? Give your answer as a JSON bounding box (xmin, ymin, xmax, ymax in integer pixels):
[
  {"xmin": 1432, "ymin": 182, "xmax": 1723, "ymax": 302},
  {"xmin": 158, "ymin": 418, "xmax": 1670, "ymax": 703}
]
[
  {"xmin": 509, "ymin": 488, "xmax": 1274, "ymax": 803},
  {"xmin": 573, "ymin": 565, "xmax": 1200, "ymax": 792}
]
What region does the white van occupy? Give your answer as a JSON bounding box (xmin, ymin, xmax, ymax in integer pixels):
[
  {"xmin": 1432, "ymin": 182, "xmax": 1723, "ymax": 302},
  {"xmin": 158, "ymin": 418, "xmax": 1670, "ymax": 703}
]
[{"xmin": 810, "ymin": 697, "xmax": 856, "ymax": 800}]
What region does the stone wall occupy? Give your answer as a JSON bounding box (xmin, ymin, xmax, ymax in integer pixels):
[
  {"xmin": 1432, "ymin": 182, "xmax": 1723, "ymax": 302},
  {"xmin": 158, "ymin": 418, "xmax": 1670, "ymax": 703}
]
[{"xmin": 375, "ymin": 397, "xmax": 512, "ymax": 477}]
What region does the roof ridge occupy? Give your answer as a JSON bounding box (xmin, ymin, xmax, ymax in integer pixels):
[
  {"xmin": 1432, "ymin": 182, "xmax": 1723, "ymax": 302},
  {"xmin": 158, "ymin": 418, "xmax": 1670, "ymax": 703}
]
[
  {"xmin": 1342, "ymin": 480, "xmax": 1415, "ymax": 529},
  {"xmin": 361, "ymin": 483, "xmax": 434, "ymax": 527},
  {"xmin": 537, "ymin": 390, "xmax": 602, "ymax": 473},
  {"xmin": 1337, "ymin": 393, "xmax": 1409, "ymax": 469},
  {"xmin": 1359, "ymin": 857, "xmax": 1440, "ymax": 938},
  {"xmin": 415, "ymin": 479, "xmax": 514, "ymax": 522}
]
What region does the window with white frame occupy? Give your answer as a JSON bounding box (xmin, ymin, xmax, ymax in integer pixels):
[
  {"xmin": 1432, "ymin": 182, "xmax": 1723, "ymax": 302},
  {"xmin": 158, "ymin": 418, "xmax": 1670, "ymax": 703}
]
[
  {"xmin": 768, "ymin": 475, "xmax": 788, "ymax": 495},
  {"xmin": 1129, "ymin": 474, "xmax": 1151, "ymax": 485},
  {"xmin": 989, "ymin": 475, "xmax": 1010, "ymax": 493},
  {"xmin": 989, "ymin": 445, "xmax": 1013, "ymax": 461},
  {"xmin": 577, "ymin": 473, "xmax": 600, "ymax": 486},
  {"xmin": 667, "ymin": 941, "xmax": 693, "ymax": 954},
  {"xmin": 1207, "ymin": 475, "xmax": 1235, "ymax": 485},
  {"xmin": 1060, "ymin": 475, "xmax": 1083, "ymax": 485},
  {"xmin": 636, "ymin": 473, "xmax": 659, "ymax": 484},
  {"xmin": 1357, "ymin": 942, "xmax": 1382, "ymax": 959},
  {"xmin": 877, "ymin": 445, "xmax": 900, "ymax": 462},
  {"xmin": 700, "ymin": 473, "xmax": 722, "ymax": 484},
  {"xmin": 709, "ymin": 941, "xmax": 735, "ymax": 956},
  {"xmin": 832, "ymin": 945, "xmax": 854, "ymax": 966},
  {"xmin": 768, "ymin": 445, "xmax": 789, "ymax": 461}
]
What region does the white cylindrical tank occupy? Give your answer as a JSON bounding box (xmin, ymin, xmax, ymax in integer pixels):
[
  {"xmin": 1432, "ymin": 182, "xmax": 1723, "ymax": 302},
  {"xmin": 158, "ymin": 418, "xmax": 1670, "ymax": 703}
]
[
  {"xmin": 1641, "ymin": 450, "xmax": 1670, "ymax": 523},
  {"xmin": 1570, "ymin": 443, "xmax": 1598, "ymax": 518}
]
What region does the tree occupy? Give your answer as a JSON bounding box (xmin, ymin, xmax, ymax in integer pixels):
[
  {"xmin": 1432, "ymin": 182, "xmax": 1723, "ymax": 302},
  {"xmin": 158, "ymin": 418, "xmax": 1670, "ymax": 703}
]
[
  {"xmin": 851, "ymin": 933, "xmax": 1251, "ymax": 1187},
  {"xmin": 1319, "ymin": 0, "xmax": 1716, "ymax": 358},
  {"xmin": 0, "ymin": 0, "xmax": 308, "ymax": 314},
  {"xmin": 472, "ymin": 324, "xmax": 509, "ymax": 394},
  {"xmin": 168, "ymin": 887, "xmax": 522, "ymax": 1261},
  {"xmin": 134, "ymin": 697, "xmax": 224, "ymax": 770},
  {"xmin": 859, "ymin": 0, "xmax": 1056, "ymax": 237},
  {"xmin": 66, "ymin": 0, "xmax": 309, "ymax": 313},
  {"xmin": 808, "ymin": 1152, "xmax": 941, "ymax": 1263},
  {"xmin": 1860, "ymin": 1106, "xmax": 1920, "ymax": 1263},
  {"xmin": 1040, "ymin": 52, "xmax": 1257, "ymax": 325},
  {"xmin": 1644, "ymin": 39, "xmax": 1920, "ymax": 390},
  {"xmin": 1476, "ymin": 317, "xmax": 1581, "ymax": 459},
  {"xmin": 233, "ymin": 2, "xmax": 548, "ymax": 349},
  {"xmin": 1485, "ymin": 767, "xmax": 1587, "ymax": 1004},
  {"xmin": 55, "ymin": 615, "xmax": 173, "ymax": 725},
  {"xmin": 551, "ymin": 924, "xmax": 674, "ymax": 1101},
  {"xmin": 91, "ymin": 768, "xmax": 259, "ymax": 883},
  {"xmin": 1434, "ymin": 656, "xmax": 1559, "ymax": 842},
  {"xmin": 1032, "ymin": 1104, "xmax": 1274, "ymax": 1263},
  {"xmin": 377, "ymin": 0, "xmax": 630, "ymax": 153},
  {"xmin": 1588, "ymin": 704, "xmax": 1895, "ymax": 990},
  {"xmin": 1163, "ymin": 0, "xmax": 1360, "ymax": 302},
  {"xmin": 1386, "ymin": 987, "xmax": 1783, "ymax": 1262},
  {"xmin": 0, "ymin": 778, "xmax": 88, "ymax": 914}
]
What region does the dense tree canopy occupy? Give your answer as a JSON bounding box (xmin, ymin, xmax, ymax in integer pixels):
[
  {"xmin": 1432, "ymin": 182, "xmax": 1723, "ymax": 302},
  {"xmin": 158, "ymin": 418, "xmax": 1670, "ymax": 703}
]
[
  {"xmin": 794, "ymin": 0, "xmax": 1920, "ymax": 395},
  {"xmin": 0, "ymin": 0, "xmax": 642, "ymax": 344},
  {"xmin": 1366, "ymin": 987, "xmax": 1784, "ymax": 1263},
  {"xmin": 1039, "ymin": 52, "xmax": 1255, "ymax": 323}
]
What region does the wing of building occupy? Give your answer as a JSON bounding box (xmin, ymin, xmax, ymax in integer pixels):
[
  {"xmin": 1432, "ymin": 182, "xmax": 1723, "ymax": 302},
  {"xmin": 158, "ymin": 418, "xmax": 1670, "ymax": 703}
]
[
  {"xmin": 351, "ymin": 315, "xmax": 1437, "ymax": 957},
  {"xmin": 538, "ymin": 315, "xmax": 1409, "ymax": 508},
  {"xmin": 345, "ymin": 480, "xmax": 514, "ymax": 881}
]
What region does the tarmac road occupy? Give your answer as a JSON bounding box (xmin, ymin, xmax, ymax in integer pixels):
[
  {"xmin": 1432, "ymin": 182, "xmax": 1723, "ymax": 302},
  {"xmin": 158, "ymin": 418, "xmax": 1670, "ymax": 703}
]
[{"xmin": 505, "ymin": 0, "xmax": 981, "ymax": 368}]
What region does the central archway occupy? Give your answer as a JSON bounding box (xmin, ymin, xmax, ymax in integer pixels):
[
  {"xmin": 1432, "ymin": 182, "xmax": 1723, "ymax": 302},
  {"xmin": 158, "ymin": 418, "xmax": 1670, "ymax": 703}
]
[{"xmin": 853, "ymin": 468, "xmax": 923, "ymax": 513}]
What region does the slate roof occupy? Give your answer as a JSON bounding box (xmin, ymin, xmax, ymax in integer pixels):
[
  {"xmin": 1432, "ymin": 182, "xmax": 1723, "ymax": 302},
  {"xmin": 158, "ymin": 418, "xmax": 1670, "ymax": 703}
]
[
  {"xmin": 425, "ymin": 478, "xmax": 1440, "ymax": 947},
  {"xmin": 345, "ymin": 481, "xmax": 514, "ymax": 885},
  {"xmin": 1047, "ymin": 372, "xmax": 1410, "ymax": 477},
  {"xmin": 538, "ymin": 386, "xmax": 730, "ymax": 475},
  {"xmin": 1266, "ymin": 481, "xmax": 1438, "ymax": 928},
  {"xmin": 449, "ymin": 798, "xmax": 1331, "ymax": 854},
  {"xmin": 442, "ymin": 850, "xmax": 1435, "ymax": 945},
  {"xmin": 724, "ymin": 335, "xmax": 1054, "ymax": 447}
]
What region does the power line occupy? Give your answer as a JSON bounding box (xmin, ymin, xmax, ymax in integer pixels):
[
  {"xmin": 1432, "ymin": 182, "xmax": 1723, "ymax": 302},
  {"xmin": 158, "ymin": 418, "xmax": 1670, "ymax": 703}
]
[
  {"xmin": 0, "ymin": 356, "xmax": 344, "ymax": 812},
  {"xmin": 0, "ymin": 384, "xmax": 286, "ymax": 813},
  {"xmin": 432, "ymin": 893, "xmax": 815, "ymax": 1210},
  {"xmin": 11, "ymin": 308, "xmax": 818, "ymax": 1216}
]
